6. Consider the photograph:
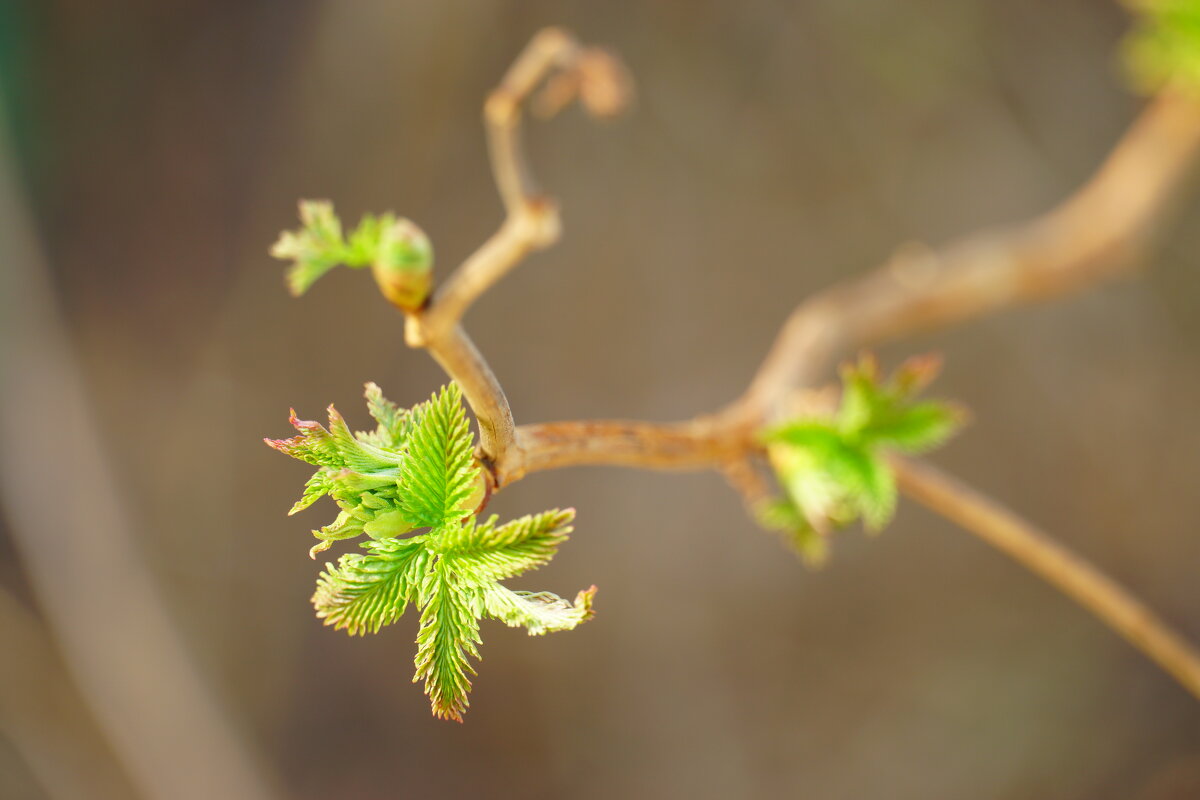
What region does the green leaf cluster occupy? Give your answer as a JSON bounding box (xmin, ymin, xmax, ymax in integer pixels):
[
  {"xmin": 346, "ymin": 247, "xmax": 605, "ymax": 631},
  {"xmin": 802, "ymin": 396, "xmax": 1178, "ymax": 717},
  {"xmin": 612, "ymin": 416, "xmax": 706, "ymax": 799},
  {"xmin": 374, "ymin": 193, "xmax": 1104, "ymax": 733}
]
[
  {"xmin": 759, "ymin": 354, "xmax": 965, "ymax": 565},
  {"xmin": 270, "ymin": 200, "xmax": 433, "ymax": 306},
  {"xmin": 266, "ymin": 383, "xmax": 595, "ymax": 721},
  {"xmin": 1123, "ymin": 0, "xmax": 1200, "ymax": 94}
]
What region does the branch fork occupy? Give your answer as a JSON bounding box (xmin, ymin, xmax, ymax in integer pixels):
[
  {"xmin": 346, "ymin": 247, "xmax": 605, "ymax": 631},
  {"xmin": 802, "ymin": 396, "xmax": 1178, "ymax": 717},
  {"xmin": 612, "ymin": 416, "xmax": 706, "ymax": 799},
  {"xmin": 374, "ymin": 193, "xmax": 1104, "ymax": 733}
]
[{"xmin": 392, "ymin": 29, "xmax": 1200, "ymax": 700}]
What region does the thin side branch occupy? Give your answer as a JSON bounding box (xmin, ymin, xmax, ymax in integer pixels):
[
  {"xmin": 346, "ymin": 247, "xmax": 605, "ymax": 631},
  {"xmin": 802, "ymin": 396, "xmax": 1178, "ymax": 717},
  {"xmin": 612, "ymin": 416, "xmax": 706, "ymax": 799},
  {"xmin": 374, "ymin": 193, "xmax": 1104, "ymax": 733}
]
[
  {"xmin": 406, "ymin": 28, "xmax": 631, "ymax": 474},
  {"xmin": 892, "ymin": 456, "xmax": 1200, "ymax": 700},
  {"xmin": 405, "ymin": 316, "xmax": 514, "ymax": 478}
]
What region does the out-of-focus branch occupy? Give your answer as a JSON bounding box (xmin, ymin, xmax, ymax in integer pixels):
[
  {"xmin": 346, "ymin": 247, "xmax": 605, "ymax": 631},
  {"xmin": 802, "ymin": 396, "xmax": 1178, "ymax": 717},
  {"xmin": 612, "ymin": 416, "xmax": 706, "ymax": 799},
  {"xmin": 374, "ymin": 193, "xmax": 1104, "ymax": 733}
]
[
  {"xmin": 0, "ymin": 112, "xmax": 280, "ymax": 799},
  {"xmin": 490, "ymin": 89, "xmax": 1200, "ymax": 483},
  {"xmin": 0, "ymin": 587, "xmax": 138, "ymax": 800},
  {"xmin": 891, "ymin": 456, "xmax": 1200, "ymax": 700},
  {"xmin": 726, "ymin": 90, "xmax": 1200, "ymax": 426}
]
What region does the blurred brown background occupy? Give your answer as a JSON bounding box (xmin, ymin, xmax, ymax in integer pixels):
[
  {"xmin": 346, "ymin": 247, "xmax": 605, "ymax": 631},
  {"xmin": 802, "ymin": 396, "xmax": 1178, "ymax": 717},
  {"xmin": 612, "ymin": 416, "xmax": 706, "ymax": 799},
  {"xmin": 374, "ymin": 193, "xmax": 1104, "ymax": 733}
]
[{"xmin": 2, "ymin": 1, "xmax": 1200, "ymax": 798}]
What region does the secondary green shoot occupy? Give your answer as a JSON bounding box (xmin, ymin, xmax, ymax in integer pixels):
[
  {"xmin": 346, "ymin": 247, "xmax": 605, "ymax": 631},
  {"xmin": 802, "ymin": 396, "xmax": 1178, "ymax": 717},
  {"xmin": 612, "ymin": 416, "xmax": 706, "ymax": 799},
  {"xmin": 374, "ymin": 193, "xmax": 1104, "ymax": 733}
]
[{"xmin": 757, "ymin": 354, "xmax": 966, "ymax": 566}]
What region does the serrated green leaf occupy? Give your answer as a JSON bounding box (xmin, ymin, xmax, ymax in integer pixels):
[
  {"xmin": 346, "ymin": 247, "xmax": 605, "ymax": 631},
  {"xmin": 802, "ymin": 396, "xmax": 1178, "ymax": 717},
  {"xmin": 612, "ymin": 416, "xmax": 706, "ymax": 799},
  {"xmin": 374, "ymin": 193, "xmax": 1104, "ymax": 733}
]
[
  {"xmin": 290, "ymin": 469, "xmax": 337, "ymax": 515},
  {"xmin": 484, "ymin": 585, "xmax": 596, "ymax": 635},
  {"xmin": 414, "ymin": 561, "xmax": 482, "ymax": 722},
  {"xmin": 266, "ymin": 406, "xmax": 402, "ymax": 473},
  {"xmin": 325, "ymin": 405, "xmax": 400, "ymax": 474},
  {"xmin": 400, "ymin": 384, "xmax": 480, "ymax": 529},
  {"xmin": 313, "ymin": 538, "xmax": 430, "ymax": 635},
  {"xmin": 264, "ymin": 410, "xmax": 342, "ymax": 467},
  {"xmin": 436, "ymin": 509, "xmax": 575, "ymax": 582},
  {"xmin": 357, "ymin": 382, "xmax": 413, "ymax": 450}
]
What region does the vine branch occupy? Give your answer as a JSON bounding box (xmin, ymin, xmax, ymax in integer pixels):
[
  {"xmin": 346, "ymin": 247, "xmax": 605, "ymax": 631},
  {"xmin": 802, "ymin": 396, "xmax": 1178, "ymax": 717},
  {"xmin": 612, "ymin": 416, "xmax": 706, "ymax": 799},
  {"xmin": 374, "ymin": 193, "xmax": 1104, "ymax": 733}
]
[{"xmin": 394, "ymin": 30, "xmax": 1200, "ymax": 699}]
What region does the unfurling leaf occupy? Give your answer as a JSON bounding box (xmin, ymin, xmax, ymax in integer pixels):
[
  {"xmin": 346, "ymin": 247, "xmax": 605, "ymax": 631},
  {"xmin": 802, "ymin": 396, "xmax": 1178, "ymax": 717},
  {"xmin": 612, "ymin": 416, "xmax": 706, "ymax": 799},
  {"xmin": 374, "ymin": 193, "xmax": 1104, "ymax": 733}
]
[
  {"xmin": 484, "ymin": 584, "xmax": 597, "ymax": 635},
  {"xmin": 270, "ymin": 200, "xmax": 346, "ymax": 296},
  {"xmin": 270, "ymin": 200, "xmax": 432, "ymax": 304}
]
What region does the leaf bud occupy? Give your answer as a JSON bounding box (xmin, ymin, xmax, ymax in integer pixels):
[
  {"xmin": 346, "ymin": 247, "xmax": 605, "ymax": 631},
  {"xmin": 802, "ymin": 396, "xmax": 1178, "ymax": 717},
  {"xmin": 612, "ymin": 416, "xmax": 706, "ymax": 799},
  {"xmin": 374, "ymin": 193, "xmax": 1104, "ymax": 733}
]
[{"xmin": 371, "ymin": 218, "xmax": 433, "ymax": 310}]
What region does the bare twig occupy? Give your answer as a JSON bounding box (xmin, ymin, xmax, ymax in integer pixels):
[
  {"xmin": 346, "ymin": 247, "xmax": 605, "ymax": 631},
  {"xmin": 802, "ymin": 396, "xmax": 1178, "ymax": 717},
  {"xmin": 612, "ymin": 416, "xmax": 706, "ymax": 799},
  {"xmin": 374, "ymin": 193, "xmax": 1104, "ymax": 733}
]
[
  {"xmin": 892, "ymin": 456, "xmax": 1200, "ymax": 700},
  {"xmin": 512, "ymin": 417, "xmax": 749, "ymax": 481},
  {"xmin": 0, "ymin": 106, "xmax": 280, "ymax": 800},
  {"xmin": 405, "ymin": 28, "xmax": 632, "ymax": 475},
  {"xmin": 405, "ymin": 316, "xmax": 514, "ymax": 481}
]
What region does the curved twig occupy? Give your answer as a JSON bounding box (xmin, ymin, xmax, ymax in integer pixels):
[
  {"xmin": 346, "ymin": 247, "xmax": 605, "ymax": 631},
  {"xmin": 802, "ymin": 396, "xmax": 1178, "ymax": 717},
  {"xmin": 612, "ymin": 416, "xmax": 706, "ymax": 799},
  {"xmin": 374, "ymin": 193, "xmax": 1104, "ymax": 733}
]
[{"xmin": 405, "ymin": 28, "xmax": 632, "ymax": 476}]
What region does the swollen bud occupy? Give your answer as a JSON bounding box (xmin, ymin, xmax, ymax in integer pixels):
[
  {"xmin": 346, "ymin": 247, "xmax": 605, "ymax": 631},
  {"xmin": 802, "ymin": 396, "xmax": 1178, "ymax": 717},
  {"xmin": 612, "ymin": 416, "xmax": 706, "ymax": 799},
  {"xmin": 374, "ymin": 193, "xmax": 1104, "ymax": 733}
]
[{"xmin": 371, "ymin": 218, "xmax": 433, "ymax": 310}]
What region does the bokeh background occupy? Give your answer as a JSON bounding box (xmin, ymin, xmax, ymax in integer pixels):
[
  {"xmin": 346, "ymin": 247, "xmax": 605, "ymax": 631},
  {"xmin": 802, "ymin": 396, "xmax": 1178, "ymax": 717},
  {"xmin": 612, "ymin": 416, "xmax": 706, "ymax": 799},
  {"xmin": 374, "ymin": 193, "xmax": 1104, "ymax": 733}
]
[{"xmin": 2, "ymin": 1, "xmax": 1200, "ymax": 798}]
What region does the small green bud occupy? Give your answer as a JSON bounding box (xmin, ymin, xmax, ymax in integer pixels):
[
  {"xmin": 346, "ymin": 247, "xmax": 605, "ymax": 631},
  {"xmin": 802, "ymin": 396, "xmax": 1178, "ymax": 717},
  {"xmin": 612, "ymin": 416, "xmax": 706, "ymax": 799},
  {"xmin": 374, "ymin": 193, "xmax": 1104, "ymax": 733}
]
[{"xmin": 372, "ymin": 219, "xmax": 433, "ymax": 310}]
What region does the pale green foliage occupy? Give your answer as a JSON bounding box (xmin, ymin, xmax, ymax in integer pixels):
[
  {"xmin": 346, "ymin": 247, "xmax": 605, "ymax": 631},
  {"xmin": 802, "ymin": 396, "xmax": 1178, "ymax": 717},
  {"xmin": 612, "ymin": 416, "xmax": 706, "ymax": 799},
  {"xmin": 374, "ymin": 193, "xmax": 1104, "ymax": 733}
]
[
  {"xmin": 1124, "ymin": 0, "xmax": 1200, "ymax": 93},
  {"xmin": 270, "ymin": 200, "xmax": 432, "ymax": 302},
  {"xmin": 760, "ymin": 354, "xmax": 965, "ymax": 564},
  {"xmin": 267, "ymin": 383, "xmax": 595, "ymax": 721}
]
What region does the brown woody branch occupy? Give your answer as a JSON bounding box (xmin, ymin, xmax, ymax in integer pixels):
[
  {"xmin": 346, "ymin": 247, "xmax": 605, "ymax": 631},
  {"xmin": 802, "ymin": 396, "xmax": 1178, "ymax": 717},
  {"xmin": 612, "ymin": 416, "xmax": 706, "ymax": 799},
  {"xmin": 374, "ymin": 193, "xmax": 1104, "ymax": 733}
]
[
  {"xmin": 503, "ymin": 89, "xmax": 1200, "ymax": 480},
  {"xmin": 398, "ymin": 29, "xmax": 1200, "ymax": 699}
]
